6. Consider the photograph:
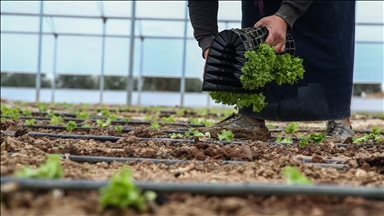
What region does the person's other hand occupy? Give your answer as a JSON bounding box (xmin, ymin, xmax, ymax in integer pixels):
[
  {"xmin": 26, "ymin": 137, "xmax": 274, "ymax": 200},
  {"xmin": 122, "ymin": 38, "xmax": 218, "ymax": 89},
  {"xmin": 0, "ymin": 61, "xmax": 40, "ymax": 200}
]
[{"xmin": 254, "ymin": 15, "xmax": 288, "ymax": 53}]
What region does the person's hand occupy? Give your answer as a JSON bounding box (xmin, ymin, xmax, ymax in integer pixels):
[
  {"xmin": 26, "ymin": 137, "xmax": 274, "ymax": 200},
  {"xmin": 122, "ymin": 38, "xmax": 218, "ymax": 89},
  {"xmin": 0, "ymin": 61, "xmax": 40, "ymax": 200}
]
[{"xmin": 254, "ymin": 15, "xmax": 288, "ymax": 53}]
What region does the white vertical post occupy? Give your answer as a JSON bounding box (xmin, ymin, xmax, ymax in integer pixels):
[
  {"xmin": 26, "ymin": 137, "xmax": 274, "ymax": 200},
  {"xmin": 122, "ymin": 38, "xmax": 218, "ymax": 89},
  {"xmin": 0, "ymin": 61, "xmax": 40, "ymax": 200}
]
[
  {"xmin": 51, "ymin": 34, "xmax": 58, "ymax": 103},
  {"xmin": 180, "ymin": 1, "xmax": 188, "ymax": 107},
  {"xmin": 36, "ymin": 0, "xmax": 44, "ymax": 103},
  {"xmin": 99, "ymin": 17, "xmax": 107, "ymax": 104},
  {"xmin": 126, "ymin": 0, "xmax": 136, "ymax": 106}
]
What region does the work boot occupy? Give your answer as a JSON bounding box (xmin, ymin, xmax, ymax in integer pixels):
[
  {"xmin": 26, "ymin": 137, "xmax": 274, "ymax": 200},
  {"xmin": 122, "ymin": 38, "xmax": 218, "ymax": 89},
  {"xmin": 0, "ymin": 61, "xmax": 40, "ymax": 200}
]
[
  {"xmin": 325, "ymin": 120, "xmax": 354, "ymax": 142},
  {"xmin": 199, "ymin": 113, "xmax": 271, "ymax": 141}
]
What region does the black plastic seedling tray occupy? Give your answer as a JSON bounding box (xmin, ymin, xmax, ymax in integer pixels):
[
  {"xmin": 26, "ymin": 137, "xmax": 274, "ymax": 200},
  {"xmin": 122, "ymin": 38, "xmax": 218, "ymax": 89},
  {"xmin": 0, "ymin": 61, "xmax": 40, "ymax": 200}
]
[{"xmin": 202, "ymin": 26, "xmax": 295, "ymax": 92}]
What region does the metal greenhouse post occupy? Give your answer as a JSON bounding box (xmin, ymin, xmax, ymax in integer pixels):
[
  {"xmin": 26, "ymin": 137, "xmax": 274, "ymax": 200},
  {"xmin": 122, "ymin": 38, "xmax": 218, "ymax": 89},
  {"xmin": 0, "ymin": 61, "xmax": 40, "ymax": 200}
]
[
  {"xmin": 180, "ymin": 2, "xmax": 188, "ymax": 107},
  {"xmin": 126, "ymin": 0, "xmax": 136, "ymax": 106},
  {"xmin": 51, "ymin": 33, "xmax": 58, "ymax": 103},
  {"xmin": 36, "ymin": 0, "xmax": 44, "ymax": 103},
  {"xmin": 99, "ymin": 17, "xmax": 107, "ymax": 104}
]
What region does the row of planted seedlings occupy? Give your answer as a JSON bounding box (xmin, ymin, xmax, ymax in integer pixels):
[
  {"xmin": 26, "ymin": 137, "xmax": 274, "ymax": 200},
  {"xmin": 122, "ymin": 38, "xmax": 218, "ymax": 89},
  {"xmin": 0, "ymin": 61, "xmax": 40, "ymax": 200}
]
[
  {"xmin": 1, "ymin": 104, "xmax": 384, "ymax": 213},
  {"xmin": 2, "ymin": 104, "xmax": 383, "ymax": 138}
]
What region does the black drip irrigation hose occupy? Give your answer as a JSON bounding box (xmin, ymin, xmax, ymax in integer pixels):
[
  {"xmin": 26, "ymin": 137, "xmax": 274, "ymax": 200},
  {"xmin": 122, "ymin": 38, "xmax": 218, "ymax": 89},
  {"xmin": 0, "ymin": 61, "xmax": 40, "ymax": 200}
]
[
  {"xmin": 2, "ymin": 131, "xmax": 383, "ymax": 149},
  {"xmin": 25, "ymin": 154, "xmax": 348, "ymax": 169},
  {"xmin": 1, "ymin": 177, "xmax": 383, "ymax": 199},
  {"xmin": 2, "ymin": 116, "xmax": 205, "ymax": 127},
  {"xmin": 18, "ymin": 124, "xmax": 191, "ymax": 134},
  {"xmin": 18, "ymin": 110, "xmax": 77, "ymax": 118}
]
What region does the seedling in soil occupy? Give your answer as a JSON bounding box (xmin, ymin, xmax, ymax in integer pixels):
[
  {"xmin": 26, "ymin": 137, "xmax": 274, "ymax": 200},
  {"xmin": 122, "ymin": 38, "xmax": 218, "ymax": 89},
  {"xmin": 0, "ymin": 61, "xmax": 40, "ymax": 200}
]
[
  {"xmin": 37, "ymin": 103, "xmax": 48, "ymax": 111},
  {"xmin": 176, "ymin": 108, "xmax": 186, "ymax": 116},
  {"xmin": 45, "ymin": 110, "xmax": 55, "ymax": 118},
  {"xmin": 14, "ymin": 154, "xmax": 63, "ymax": 179},
  {"xmin": 99, "ymin": 165, "xmax": 157, "ymax": 210},
  {"xmin": 161, "ymin": 116, "xmax": 176, "ymax": 123},
  {"xmin": 96, "ymin": 119, "xmax": 111, "ymax": 127},
  {"xmin": 101, "ymin": 108, "xmax": 110, "ymax": 117},
  {"xmin": 276, "ymin": 135, "xmax": 293, "ymax": 144},
  {"xmin": 372, "ymin": 126, "xmax": 381, "ymax": 135},
  {"xmin": 81, "ymin": 124, "xmax": 91, "ymax": 128},
  {"xmin": 25, "ymin": 119, "xmax": 36, "ymax": 126},
  {"xmin": 170, "ymin": 133, "xmax": 183, "ymax": 139},
  {"xmin": 309, "ymin": 134, "xmax": 326, "ymax": 144},
  {"xmin": 115, "ymin": 125, "xmax": 123, "ymax": 133},
  {"xmin": 1, "ymin": 106, "xmax": 19, "ymax": 120},
  {"xmin": 218, "ymin": 129, "xmax": 234, "ymax": 142},
  {"xmin": 266, "ymin": 124, "xmax": 275, "ymax": 129},
  {"xmin": 75, "ymin": 111, "xmax": 90, "ymax": 119},
  {"xmin": 145, "ymin": 115, "xmax": 154, "ymax": 121},
  {"xmin": 353, "ymin": 133, "xmax": 382, "ymax": 144},
  {"xmin": 109, "ymin": 114, "xmax": 119, "ymax": 121},
  {"xmin": 185, "ymin": 128, "xmax": 211, "ymax": 139},
  {"xmin": 187, "ymin": 117, "xmax": 200, "ymax": 125},
  {"xmin": 50, "ymin": 116, "xmax": 64, "ymax": 125},
  {"xmin": 285, "ymin": 122, "xmax": 299, "ymax": 134},
  {"xmin": 283, "ymin": 166, "xmax": 311, "ymax": 185},
  {"xmin": 66, "ymin": 121, "xmax": 77, "ymax": 132},
  {"xmin": 299, "ymin": 139, "xmax": 309, "ymax": 148},
  {"xmin": 22, "ymin": 110, "xmax": 32, "ymax": 116},
  {"xmin": 200, "ymin": 119, "xmax": 215, "ymax": 127},
  {"xmin": 121, "ymin": 117, "xmax": 130, "ymax": 122},
  {"xmin": 150, "ymin": 122, "xmax": 160, "ymax": 130}
]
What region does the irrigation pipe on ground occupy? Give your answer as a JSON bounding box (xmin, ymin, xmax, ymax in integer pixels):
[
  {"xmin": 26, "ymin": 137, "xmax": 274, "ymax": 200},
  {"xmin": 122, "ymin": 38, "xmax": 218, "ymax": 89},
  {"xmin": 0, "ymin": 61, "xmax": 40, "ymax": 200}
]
[
  {"xmin": 50, "ymin": 154, "xmax": 351, "ymax": 169},
  {"xmin": 1, "ymin": 177, "xmax": 383, "ymax": 199},
  {"xmin": 2, "ymin": 131, "xmax": 383, "ymax": 149}
]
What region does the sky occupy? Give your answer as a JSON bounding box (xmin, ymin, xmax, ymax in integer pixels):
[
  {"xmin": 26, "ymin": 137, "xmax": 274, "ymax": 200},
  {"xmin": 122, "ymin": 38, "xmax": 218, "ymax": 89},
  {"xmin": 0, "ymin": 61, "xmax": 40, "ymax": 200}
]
[{"xmin": 0, "ymin": 1, "xmax": 383, "ymax": 85}]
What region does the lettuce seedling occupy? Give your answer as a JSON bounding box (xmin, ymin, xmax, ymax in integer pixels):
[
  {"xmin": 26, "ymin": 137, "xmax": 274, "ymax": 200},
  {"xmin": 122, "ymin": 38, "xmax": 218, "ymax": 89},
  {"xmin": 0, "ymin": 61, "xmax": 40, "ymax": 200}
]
[
  {"xmin": 22, "ymin": 110, "xmax": 32, "ymax": 116},
  {"xmin": 266, "ymin": 124, "xmax": 275, "ymax": 129},
  {"xmin": 99, "ymin": 165, "xmax": 156, "ymax": 210},
  {"xmin": 14, "ymin": 154, "xmax": 63, "ymax": 179},
  {"xmin": 96, "ymin": 119, "xmax": 111, "ymax": 127},
  {"xmin": 353, "ymin": 133, "xmax": 382, "ymax": 144},
  {"xmin": 185, "ymin": 128, "xmax": 211, "ymax": 139},
  {"xmin": 299, "ymin": 139, "xmax": 309, "ymax": 148},
  {"xmin": 37, "ymin": 104, "xmax": 47, "ymax": 112},
  {"xmin": 75, "ymin": 111, "xmax": 90, "ymax": 119},
  {"xmin": 170, "ymin": 133, "xmax": 183, "ymax": 139},
  {"xmin": 187, "ymin": 117, "xmax": 200, "ymax": 125},
  {"xmin": 285, "ymin": 122, "xmax": 299, "ymax": 134},
  {"xmin": 145, "ymin": 115, "xmax": 154, "ymax": 121},
  {"xmin": 109, "ymin": 114, "xmax": 118, "ymax": 121},
  {"xmin": 66, "ymin": 121, "xmax": 77, "ymax": 132},
  {"xmin": 276, "ymin": 135, "xmax": 293, "ymax": 143},
  {"xmin": 45, "ymin": 110, "xmax": 55, "ymax": 118},
  {"xmin": 115, "ymin": 125, "xmax": 123, "ymax": 133},
  {"xmin": 101, "ymin": 108, "xmax": 110, "ymax": 116},
  {"xmin": 121, "ymin": 117, "xmax": 131, "ymax": 122},
  {"xmin": 309, "ymin": 134, "xmax": 326, "ymax": 144},
  {"xmin": 161, "ymin": 116, "xmax": 176, "ymax": 123},
  {"xmin": 200, "ymin": 119, "xmax": 215, "ymax": 127},
  {"xmin": 81, "ymin": 124, "xmax": 91, "ymax": 128},
  {"xmin": 25, "ymin": 119, "xmax": 36, "ymax": 126},
  {"xmin": 50, "ymin": 116, "xmax": 64, "ymax": 125},
  {"xmin": 282, "ymin": 166, "xmax": 311, "ymax": 185},
  {"xmin": 150, "ymin": 122, "xmax": 160, "ymax": 130},
  {"xmin": 1, "ymin": 106, "xmax": 20, "ymax": 120},
  {"xmin": 372, "ymin": 126, "xmax": 380, "ymax": 136},
  {"xmin": 218, "ymin": 129, "xmax": 234, "ymax": 141}
]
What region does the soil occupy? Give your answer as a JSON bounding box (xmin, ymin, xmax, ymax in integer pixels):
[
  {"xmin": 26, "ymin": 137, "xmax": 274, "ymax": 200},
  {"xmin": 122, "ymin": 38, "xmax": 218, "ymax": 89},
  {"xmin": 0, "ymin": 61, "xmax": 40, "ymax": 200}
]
[{"xmin": 1, "ymin": 102, "xmax": 384, "ymax": 216}]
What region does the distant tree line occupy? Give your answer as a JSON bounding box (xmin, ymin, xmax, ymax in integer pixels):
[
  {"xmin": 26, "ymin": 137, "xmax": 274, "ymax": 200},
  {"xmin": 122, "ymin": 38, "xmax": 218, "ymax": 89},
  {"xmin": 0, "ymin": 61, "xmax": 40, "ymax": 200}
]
[{"xmin": 1, "ymin": 72, "xmax": 203, "ymax": 92}]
